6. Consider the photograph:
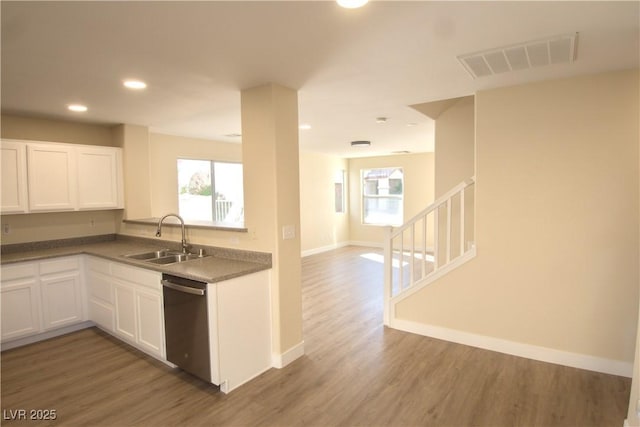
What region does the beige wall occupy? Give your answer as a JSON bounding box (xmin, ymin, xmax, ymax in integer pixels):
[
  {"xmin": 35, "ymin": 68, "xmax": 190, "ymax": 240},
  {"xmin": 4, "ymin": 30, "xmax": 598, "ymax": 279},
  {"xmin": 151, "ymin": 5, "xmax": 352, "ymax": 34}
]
[
  {"xmin": 1, "ymin": 114, "xmax": 115, "ymax": 147},
  {"xmin": 397, "ymin": 69, "xmax": 640, "ymax": 364},
  {"xmin": 112, "ymin": 124, "xmax": 152, "ymax": 221},
  {"xmin": 299, "ymin": 151, "xmax": 349, "ymax": 255},
  {"xmin": 116, "ymin": 129, "xmax": 254, "ymax": 248},
  {"xmin": 348, "ymin": 153, "xmax": 434, "ymax": 247},
  {"xmin": 0, "ymin": 114, "xmax": 120, "ymax": 244},
  {"xmin": 241, "ymin": 84, "xmax": 302, "ymax": 356},
  {"xmin": 0, "ymin": 210, "xmax": 118, "ymax": 245},
  {"xmin": 434, "ymin": 95, "xmax": 475, "ymax": 197},
  {"xmin": 147, "ymin": 133, "xmax": 242, "ymax": 216},
  {"xmin": 433, "ymin": 95, "xmax": 476, "ymax": 259},
  {"xmin": 630, "ymin": 306, "xmax": 640, "ymax": 424},
  {"xmin": 628, "ymin": 82, "xmax": 640, "ymax": 423}
]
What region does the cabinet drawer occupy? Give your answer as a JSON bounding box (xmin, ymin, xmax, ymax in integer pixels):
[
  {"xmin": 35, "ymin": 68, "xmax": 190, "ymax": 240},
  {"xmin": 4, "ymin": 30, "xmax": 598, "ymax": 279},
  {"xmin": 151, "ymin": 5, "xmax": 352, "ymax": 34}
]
[
  {"xmin": 111, "ymin": 263, "xmax": 160, "ymax": 290},
  {"xmin": 40, "ymin": 257, "xmax": 80, "ymax": 275},
  {"xmin": 1, "ymin": 263, "xmax": 38, "ymax": 282},
  {"xmin": 86, "ymin": 256, "xmax": 111, "ymax": 275}
]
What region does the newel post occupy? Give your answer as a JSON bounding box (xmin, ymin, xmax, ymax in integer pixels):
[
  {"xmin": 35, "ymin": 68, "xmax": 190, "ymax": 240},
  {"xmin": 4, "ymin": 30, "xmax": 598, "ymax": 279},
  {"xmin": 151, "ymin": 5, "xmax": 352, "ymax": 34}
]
[{"xmin": 383, "ymin": 225, "xmax": 393, "ymax": 326}]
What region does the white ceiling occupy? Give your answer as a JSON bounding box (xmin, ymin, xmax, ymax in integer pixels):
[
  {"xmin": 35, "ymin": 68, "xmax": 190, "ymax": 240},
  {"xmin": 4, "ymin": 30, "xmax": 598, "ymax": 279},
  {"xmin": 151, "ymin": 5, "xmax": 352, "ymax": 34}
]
[{"xmin": 1, "ymin": 1, "xmax": 638, "ymax": 158}]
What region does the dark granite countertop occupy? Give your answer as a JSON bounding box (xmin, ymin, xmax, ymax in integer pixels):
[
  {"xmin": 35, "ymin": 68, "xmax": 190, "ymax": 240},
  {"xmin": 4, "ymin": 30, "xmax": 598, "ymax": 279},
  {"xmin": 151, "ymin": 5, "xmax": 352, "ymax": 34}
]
[{"xmin": 1, "ymin": 235, "xmax": 271, "ymax": 283}]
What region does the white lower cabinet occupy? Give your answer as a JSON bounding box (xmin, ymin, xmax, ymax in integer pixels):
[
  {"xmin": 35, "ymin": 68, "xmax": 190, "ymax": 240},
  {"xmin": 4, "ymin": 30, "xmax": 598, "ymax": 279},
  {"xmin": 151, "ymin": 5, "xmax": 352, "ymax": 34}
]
[
  {"xmin": 2, "ymin": 253, "xmax": 271, "ymax": 393},
  {"xmin": 114, "ymin": 282, "xmax": 137, "ymax": 342},
  {"xmin": 135, "ymin": 287, "xmax": 164, "ymax": 356},
  {"xmin": 40, "ymin": 258, "xmax": 83, "ymax": 330},
  {"xmin": 1, "ymin": 256, "xmax": 84, "ymax": 343},
  {"xmin": 1, "ymin": 268, "xmax": 40, "ymax": 340},
  {"xmin": 86, "ymin": 257, "xmax": 115, "ymax": 332},
  {"xmin": 209, "ymin": 269, "xmax": 272, "ymax": 393},
  {"xmin": 86, "ymin": 256, "xmax": 165, "ymax": 360}
]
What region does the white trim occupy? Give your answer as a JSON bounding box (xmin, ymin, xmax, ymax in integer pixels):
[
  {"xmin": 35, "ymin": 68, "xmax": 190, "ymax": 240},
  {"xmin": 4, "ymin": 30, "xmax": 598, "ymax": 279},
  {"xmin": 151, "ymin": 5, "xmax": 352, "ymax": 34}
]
[
  {"xmin": 301, "ymin": 242, "xmax": 349, "ymax": 257},
  {"xmin": 624, "ymin": 419, "xmax": 630, "ymax": 427},
  {"xmin": 348, "ymin": 240, "xmax": 384, "ymax": 249},
  {"xmin": 302, "ymin": 242, "xmax": 434, "ymax": 257},
  {"xmin": 0, "ymin": 321, "xmax": 93, "ymax": 351},
  {"xmin": 272, "ymin": 340, "xmax": 305, "ymax": 369},
  {"xmin": 220, "ymin": 364, "xmax": 273, "ymax": 394},
  {"xmin": 390, "ymin": 318, "xmax": 633, "ymax": 378}
]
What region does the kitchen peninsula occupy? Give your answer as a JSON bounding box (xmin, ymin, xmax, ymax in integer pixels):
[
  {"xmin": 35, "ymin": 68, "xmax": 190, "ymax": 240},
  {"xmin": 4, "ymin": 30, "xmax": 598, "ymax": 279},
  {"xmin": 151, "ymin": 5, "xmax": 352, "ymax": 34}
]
[{"xmin": 1, "ymin": 234, "xmax": 272, "ymax": 393}]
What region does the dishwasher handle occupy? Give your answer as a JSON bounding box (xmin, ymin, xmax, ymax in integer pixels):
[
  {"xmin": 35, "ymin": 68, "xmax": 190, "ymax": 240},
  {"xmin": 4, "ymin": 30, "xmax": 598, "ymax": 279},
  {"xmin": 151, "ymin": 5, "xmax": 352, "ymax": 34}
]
[{"xmin": 161, "ymin": 279, "xmax": 206, "ymax": 296}]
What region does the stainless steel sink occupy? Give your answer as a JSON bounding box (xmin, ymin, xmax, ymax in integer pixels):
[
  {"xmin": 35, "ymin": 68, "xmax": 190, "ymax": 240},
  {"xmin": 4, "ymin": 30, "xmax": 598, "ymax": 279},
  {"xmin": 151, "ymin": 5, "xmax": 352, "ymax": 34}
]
[
  {"xmin": 124, "ymin": 249, "xmax": 177, "ymax": 260},
  {"xmin": 124, "ymin": 250, "xmax": 208, "ymax": 265},
  {"xmin": 147, "ymin": 253, "xmax": 203, "ymax": 265}
]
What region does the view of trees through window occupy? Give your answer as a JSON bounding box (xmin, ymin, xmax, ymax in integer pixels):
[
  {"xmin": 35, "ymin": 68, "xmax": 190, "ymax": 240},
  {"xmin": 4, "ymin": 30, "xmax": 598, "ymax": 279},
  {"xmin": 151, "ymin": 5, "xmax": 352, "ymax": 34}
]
[
  {"xmin": 177, "ymin": 159, "xmax": 244, "ymax": 225},
  {"xmin": 362, "ymin": 167, "xmax": 403, "ymax": 225}
]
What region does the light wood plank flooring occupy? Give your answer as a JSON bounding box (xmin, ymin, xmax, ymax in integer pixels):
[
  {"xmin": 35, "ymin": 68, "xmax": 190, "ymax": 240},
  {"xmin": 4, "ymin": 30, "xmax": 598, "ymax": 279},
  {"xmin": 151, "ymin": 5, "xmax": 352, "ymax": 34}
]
[{"xmin": 1, "ymin": 246, "xmax": 631, "ymax": 426}]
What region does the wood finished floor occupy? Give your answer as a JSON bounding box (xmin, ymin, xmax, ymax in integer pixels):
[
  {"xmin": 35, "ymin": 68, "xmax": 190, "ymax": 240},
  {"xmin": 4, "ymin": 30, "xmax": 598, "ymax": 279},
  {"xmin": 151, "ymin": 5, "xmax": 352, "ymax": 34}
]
[{"xmin": 1, "ymin": 246, "xmax": 631, "ymax": 427}]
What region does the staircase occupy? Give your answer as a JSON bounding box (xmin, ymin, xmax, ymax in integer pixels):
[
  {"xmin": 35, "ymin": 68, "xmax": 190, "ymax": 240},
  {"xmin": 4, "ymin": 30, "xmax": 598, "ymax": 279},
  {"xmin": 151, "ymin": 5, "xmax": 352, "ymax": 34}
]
[{"xmin": 383, "ymin": 177, "xmax": 476, "ymax": 325}]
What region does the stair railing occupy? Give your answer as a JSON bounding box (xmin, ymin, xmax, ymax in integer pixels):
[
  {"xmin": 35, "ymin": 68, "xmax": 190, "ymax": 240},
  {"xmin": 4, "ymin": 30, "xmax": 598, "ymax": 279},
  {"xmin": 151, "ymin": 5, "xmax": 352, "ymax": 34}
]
[{"xmin": 383, "ymin": 177, "xmax": 476, "ymax": 325}]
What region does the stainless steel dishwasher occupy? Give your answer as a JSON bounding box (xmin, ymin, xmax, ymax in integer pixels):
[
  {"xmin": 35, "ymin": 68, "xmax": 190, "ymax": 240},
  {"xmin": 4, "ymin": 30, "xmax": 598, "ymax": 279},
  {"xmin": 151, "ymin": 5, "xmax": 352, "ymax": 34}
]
[{"xmin": 161, "ymin": 273, "xmax": 211, "ymax": 382}]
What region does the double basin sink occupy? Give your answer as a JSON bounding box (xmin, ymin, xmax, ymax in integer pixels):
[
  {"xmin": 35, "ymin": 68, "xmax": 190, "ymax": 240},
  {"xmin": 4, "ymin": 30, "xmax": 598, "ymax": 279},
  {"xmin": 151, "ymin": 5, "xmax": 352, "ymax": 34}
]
[{"xmin": 124, "ymin": 249, "xmax": 208, "ymax": 265}]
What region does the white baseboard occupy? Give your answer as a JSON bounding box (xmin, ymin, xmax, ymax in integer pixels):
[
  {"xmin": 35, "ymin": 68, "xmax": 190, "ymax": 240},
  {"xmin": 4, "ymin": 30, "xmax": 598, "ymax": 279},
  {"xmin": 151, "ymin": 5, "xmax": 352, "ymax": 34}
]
[
  {"xmin": 272, "ymin": 340, "xmax": 305, "ymax": 368},
  {"xmin": 0, "ymin": 321, "xmax": 94, "ymax": 351},
  {"xmin": 348, "ymin": 240, "xmax": 384, "ymax": 249},
  {"xmin": 301, "ymin": 242, "xmax": 349, "ymax": 257},
  {"xmin": 391, "ymin": 318, "xmax": 633, "ymax": 378}
]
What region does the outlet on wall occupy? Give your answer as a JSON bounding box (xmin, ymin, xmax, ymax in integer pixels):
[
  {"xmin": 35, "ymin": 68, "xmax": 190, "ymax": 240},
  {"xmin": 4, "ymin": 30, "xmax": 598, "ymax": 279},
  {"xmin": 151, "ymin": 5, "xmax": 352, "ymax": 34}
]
[{"xmin": 3, "ymin": 224, "xmax": 10, "ymax": 235}]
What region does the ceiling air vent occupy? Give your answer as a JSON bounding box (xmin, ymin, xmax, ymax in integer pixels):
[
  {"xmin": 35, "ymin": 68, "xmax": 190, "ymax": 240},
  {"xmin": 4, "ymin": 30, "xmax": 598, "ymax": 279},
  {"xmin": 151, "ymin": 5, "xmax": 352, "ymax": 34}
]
[{"xmin": 458, "ymin": 33, "xmax": 578, "ymax": 79}]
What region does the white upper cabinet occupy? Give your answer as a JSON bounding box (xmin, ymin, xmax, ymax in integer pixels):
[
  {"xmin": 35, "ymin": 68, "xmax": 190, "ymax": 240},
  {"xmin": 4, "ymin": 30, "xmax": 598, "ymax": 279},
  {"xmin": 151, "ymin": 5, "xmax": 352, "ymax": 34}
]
[
  {"xmin": 0, "ymin": 139, "xmax": 124, "ymax": 213},
  {"xmin": 1, "ymin": 140, "xmax": 29, "ymax": 214},
  {"xmin": 77, "ymin": 146, "xmax": 123, "ymax": 210},
  {"xmin": 27, "ymin": 143, "xmax": 77, "ymax": 212}
]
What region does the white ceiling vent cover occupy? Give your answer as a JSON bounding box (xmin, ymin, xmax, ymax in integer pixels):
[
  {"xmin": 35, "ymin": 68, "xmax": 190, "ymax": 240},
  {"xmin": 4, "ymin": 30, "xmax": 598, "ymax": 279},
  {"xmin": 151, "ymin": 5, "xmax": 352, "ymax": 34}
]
[{"xmin": 458, "ymin": 33, "xmax": 578, "ymax": 79}]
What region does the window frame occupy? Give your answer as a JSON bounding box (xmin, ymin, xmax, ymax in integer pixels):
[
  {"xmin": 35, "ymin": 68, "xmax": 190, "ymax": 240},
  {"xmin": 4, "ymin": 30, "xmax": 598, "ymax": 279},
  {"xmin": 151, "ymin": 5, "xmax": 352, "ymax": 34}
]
[
  {"xmin": 177, "ymin": 158, "xmax": 244, "ymax": 226},
  {"xmin": 361, "ymin": 167, "xmax": 404, "ymax": 226},
  {"xmin": 334, "ymin": 169, "xmax": 346, "ymax": 214}
]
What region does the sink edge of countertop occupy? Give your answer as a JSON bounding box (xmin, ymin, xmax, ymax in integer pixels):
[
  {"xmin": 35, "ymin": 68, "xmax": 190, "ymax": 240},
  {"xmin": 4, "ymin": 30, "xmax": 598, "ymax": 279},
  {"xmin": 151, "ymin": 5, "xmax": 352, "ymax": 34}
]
[{"xmin": 1, "ymin": 235, "xmax": 272, "ymax": 284}]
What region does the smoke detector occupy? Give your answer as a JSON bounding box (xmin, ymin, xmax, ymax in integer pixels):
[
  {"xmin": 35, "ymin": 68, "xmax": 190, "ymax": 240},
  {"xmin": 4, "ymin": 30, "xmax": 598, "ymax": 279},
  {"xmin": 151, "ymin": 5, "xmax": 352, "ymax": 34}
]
[{"xmin": 458, "ymin": 33, "xmax": 578, "ymax": 79}]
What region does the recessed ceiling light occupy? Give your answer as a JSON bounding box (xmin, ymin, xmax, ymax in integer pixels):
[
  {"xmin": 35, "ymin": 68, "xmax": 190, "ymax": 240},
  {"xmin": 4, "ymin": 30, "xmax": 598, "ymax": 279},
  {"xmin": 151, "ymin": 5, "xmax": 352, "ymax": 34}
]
[
  {"xmin": 123, "ymin": 79, "xmax": 147, "ymax": 90},
  {"xmin": 337, "ymin": 0, "xmax": 368, "ymax": 8},
  {"xmin": 376, "ymin": 117, "xmax": 387, "ymax": 124},
  {"xmin": 224, "ymin": 133, "xmax": 242, "ymax": 138},
  {"xmin": 67, "ymin": 104, "xmax": 88, "ymax": 112},
  {"xmin": 299, "ymin": 124, "xmax": 312, "ymax": 130},
  {"xmin": 407, "ymin": 123, "xmax": 418, "ymax": 127},
  {"xmin": 351, "ymin": 140, "xmax": 371, "ymax": 147}
]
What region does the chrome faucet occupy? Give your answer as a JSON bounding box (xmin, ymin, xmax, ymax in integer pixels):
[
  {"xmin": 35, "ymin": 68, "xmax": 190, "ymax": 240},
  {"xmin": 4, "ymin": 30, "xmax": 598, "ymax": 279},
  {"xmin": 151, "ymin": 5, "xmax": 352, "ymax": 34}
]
[{"xmin": 156, "ymin": 213, "xmax": 190, "ymax": 253}]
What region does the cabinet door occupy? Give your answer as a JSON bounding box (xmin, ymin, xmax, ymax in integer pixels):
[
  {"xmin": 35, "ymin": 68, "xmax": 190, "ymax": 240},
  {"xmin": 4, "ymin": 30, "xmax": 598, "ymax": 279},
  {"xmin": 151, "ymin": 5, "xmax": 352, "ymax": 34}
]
[
  {"xmin": 136, "ymin": 288, "xmax": 165, "ymax": 358},
  {"xmin": 114, "ymin": 282, "xmax": 136, "ymax": 342},
  {"xmin": 40, "ymin": 272, "xmax": 83, "ymax": 330},
  {"xmin": 1, "ymin": 140, "xmax": 29, "ymax": 214},
  {"xmin": 77, "ymin": 147, "xmax": 123, "ymax": 210},
  {"xmin": 27, "ymin": 144, "xmax": 77, "ymax": 212},
  {"xmin": 88, "ymin": 297, "xmax": 115, "ymax": 332},
  {"xmin": 1, "ymin": 278, "xmax": 41, "ymax": 341}
]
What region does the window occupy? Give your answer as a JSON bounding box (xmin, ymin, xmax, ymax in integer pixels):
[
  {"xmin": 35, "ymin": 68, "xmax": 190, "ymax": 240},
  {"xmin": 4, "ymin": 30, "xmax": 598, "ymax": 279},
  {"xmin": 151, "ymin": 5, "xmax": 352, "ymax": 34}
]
[
  {"xmin": 362, "ymin": 167, "xmax": 403, "ymax": 226},
  {"xmin": 177, "ymin": 159, "xmax": 244, "ymax": 225},
  {"xmin": 334, "ymin": 170, "xmax": 346, "ymax": 213}
]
